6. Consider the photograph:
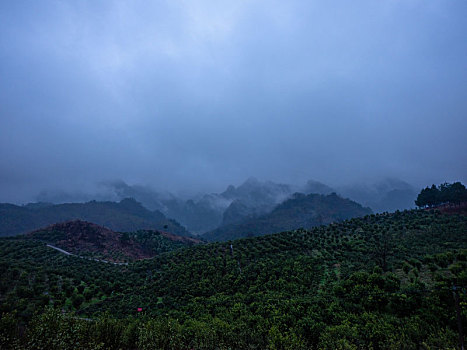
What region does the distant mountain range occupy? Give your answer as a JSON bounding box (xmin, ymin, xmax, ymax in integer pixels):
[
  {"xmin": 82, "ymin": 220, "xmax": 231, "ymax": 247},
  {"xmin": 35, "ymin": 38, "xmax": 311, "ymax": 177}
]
[
  {"xmin": 38, "ymin": 178, "xmax": 296, "ymax": 234},
  {"xmin": 202, "ymin": 192, "xmax": 373, "ymax": 241},
  {"xmin": 32, "ymin": 177, "xmax": 418, "ymax": 235},
  {"xmin": 170, "ymin": 177, "xmax": 294, "ymax": 233},
  {"xmin": 0, "ymin": 198, "xmax": 190, "ymax": 237}
]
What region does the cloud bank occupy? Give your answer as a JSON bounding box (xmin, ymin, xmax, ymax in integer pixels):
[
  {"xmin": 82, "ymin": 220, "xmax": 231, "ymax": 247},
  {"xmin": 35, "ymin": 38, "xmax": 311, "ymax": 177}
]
[{"xmin": 1, "ymin": 0, "xmax": 466, "ymax": 202}]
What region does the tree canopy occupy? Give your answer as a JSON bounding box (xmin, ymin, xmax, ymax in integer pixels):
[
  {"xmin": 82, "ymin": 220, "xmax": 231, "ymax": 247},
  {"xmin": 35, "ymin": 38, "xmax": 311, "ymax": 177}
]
[{"xmin": 415, "ymin": 181, "xmax": 467, "ymax": 208}]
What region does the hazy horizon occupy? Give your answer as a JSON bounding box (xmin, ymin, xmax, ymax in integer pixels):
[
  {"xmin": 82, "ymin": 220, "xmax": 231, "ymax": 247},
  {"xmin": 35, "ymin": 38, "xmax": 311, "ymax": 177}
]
[
  {"xmin": 0, "ymin": 175, "xmax": 460, "ymax": 206},
  {"xmin": 1, "ymin": 1, "xmax": 466, "ymax": 204}
]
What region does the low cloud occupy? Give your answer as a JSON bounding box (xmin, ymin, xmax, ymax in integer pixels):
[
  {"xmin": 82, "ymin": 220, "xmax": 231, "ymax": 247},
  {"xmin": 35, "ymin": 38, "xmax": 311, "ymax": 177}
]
[{"xmin": 1, "ymin": 0, "xmax": 466, "ymax": 203}]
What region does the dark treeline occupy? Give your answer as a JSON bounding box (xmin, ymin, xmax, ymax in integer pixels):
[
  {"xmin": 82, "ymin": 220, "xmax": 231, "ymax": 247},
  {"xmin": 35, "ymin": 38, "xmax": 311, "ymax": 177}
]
[{"xmin": 415, "ymin": 182, "xmax": 467, "ymax": 208}]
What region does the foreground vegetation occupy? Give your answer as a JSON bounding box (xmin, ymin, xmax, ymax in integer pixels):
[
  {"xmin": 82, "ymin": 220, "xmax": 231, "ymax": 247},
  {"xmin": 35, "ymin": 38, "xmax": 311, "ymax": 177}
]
[{"xmin": 1, "ymin": 209, "xmax": 466, "ymax": 349}]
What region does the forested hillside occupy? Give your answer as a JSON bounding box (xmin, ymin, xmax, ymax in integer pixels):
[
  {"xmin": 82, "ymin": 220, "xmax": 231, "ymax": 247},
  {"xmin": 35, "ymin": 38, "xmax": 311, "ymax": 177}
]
[
  {"xmin": 1, "ymin": 209, "xmax": 466, "ymax": 349},
  {"xmin": 34, "ymin": 178, "xmax": 419, "ymax": 232},
  {"xmin": 0, "ymin": 198, "xmax": 190, "ymax": 237},
  {"xmin": 203, "ymin": 192, "xmax": 372, "ymax": 241},
  {"xmin": 26, "ymin": 220, "xmax": 201, "ymax": 262}
]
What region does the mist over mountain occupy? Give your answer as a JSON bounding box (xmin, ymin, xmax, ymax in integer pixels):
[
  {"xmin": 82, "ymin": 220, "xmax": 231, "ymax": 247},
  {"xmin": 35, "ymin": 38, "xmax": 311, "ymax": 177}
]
[
  {"xmin": 31, "ymin": 176, "xmax": 420, "ymax": 234},
  {"xmin": 337, "ymin": 178, "xmax": 418, "ymax": 213},
  {"xmin": 1, "ymin": 1, "xmax": 466, "ymax": 347},
  {"xmin": 301, "ymin": 180, "xmax": 335, "ymax": 195},
  {"xmin": 36, "ymin": 180, "xmax": 179, "ymax": 212},
  {"xmin": 34, "ymin": 178, "xmax": 295, "ymax": 234},
  {"xmin": 203, "ymin": 192, "xmax": 372, "ymax": 241},
  {"xmin": 164, "ymin": 177, "xmax": 296, "ymax": 233}
]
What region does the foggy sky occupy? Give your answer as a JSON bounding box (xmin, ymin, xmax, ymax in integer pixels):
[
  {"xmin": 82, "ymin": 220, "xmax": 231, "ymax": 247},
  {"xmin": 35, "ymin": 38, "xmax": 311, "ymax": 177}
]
[{"xmin": 1, "ymin": 0, "xmax": 466, "ymax": 203}]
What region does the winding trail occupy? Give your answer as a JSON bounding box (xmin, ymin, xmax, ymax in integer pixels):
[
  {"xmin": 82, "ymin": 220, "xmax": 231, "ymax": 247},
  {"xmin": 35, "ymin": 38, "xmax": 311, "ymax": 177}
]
[
  {"xmin": 46, "ymin": 244, "xmax": 128, "ymax": 265},
  {"xmin": 46, "ymin": 244, "xmax": 73, "ymax": 256}
]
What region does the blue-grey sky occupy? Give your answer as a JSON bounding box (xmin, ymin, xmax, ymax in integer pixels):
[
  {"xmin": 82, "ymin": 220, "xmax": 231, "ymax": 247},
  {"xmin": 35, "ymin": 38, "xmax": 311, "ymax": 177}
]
[{"xmin": 1, "ymin": 0, "xmax": 466, "ymax": 203}]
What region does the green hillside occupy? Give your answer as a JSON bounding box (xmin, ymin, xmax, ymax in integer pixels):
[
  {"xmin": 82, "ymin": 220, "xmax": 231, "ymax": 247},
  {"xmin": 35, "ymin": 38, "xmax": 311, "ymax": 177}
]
[
  {"xmin": 26, "ymin": 220, "xmax": 201, "ymax": 262},
  {"xmin": 203, "ymin": 192, "xmax": 372, "ymax": 241},
  {"xmin": 0, "ymin": 198, "xmax": 190, "ymax": 237},
  {"xmin": 0, "ymin": 209, "xmax": 466, "ymax": 349}
]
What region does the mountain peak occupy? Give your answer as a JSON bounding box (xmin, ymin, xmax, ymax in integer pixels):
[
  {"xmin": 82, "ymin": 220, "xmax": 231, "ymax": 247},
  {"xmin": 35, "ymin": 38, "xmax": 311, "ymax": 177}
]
[
  {"xmin": 303, "ymin": 180, "xmax": 335, "ymax": 195},
  {"xmin": 243, "ymin": 177, "xmax": 260, "ymax": 185}
]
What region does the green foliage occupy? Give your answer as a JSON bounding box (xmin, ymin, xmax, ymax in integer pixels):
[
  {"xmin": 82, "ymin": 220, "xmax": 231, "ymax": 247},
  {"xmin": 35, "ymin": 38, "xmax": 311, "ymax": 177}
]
[
  {"xmin": 132, "ymin": 229, "xmax": 198, "ymax": 255},
  {"xmin": 0, "ymin": 312, "xmax": 21, "ymax": 350},
  {"xmin": 0, "ymin": 209, "xmax": 466, "ymax": 348},
  {"xmin": 138, "ymin": 318, "xmax": 185, "ymax": 350},
  {"xmin": 24, "ymin": 308, "xmax": 91, "ymax": 350}
]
